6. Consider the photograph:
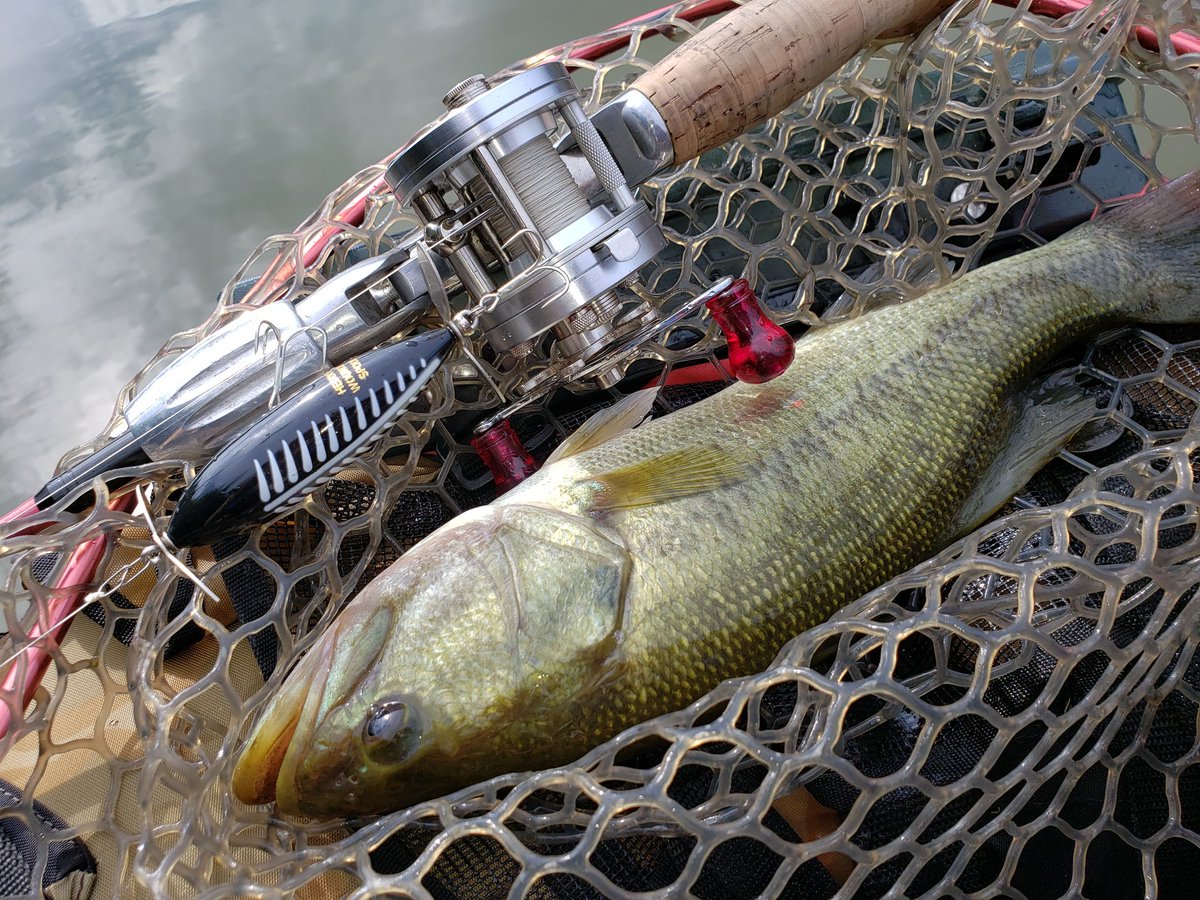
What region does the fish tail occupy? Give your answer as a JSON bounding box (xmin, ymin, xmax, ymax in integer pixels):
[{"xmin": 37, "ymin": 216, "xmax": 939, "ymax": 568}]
[{"xmin": 1097, "ymin": 169, "xmax": 1200, "ymax": 323}]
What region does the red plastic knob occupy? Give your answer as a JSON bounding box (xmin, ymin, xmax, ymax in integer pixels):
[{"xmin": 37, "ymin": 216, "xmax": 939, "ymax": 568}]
[
  {"xmin": 706, "ymin": 278, "xmax": 795, "ymax": 383},
  {"xmin": 471, "ymin": 420, "xmax": 538, "ymax": 495}
]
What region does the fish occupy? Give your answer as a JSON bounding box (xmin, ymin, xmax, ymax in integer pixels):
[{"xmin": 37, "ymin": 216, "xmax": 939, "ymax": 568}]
[{"xmin": 232, "ymin": 171, "xmax": 1200, "ymax": 818}]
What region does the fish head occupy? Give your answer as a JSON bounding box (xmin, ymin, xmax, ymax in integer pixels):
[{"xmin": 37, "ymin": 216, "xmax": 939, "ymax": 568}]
[{"xmin": 232, "ymin": 502, "xmax": 631, "ymax": 818}]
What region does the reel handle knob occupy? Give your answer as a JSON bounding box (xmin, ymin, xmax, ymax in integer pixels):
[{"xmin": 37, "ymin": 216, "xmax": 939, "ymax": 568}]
[
  {"xmin": 471, "ymin": 420, "xmax": 539, "ymax": 495},
  {"xmin": 706, "ymin": 279, "xmax": 794, "ymax": 384}
]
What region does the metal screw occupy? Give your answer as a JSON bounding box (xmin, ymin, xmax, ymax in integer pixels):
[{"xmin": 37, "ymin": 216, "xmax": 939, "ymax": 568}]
[{"xmin": 443, "ymin": 74, "xmax": 489, "ymax": 109}]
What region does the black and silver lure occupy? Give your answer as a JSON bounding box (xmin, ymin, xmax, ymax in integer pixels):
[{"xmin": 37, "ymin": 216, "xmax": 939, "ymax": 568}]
[
  {"xmin": 26, "ymin": 237, "xmax": 445, "ymax": 516},
  {"xmin": 166, "ymin": 329, "xmax": 453, "ymax": 548}
]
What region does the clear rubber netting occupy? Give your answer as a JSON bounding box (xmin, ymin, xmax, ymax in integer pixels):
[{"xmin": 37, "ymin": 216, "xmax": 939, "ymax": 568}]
[{"xmin": 0, "ymin": 0, "xmax": 1197, "ymax": 896}]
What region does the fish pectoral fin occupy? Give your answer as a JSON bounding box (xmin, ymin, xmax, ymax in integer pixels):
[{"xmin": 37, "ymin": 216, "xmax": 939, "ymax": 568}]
[
  {"xmin": 592, "ymin": 447, "xmax": 746, "ymax": 511},
  {"xmin": 941, "ymin": 368, "xmax": 1100, "ymax": 542},
  {"xmin": 544, "ymin": 389, "xmax": 659, "ymax": 467},
  {"xmin": 772, "ymin": 786, "xmax": 854, "ymax": 884}
]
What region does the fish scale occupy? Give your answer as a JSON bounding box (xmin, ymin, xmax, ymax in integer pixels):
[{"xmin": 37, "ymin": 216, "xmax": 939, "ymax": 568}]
[
  {"xmin": 233, "ymin": 173, "xmax": 1200, "ymax": 817},
  {"xmin": 462, "ymin": 233, "xmax": 1130, "ymax": 758}
]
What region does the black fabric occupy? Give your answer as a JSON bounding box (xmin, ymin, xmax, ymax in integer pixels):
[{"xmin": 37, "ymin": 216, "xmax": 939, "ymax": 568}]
[
  {"xmin": 29, "ymin": 554, "xmax": 203, "ymax": 658},
  {"xmin": 385, "ymin": 490, "xmax": 456, "ymax": 552},
  {"xmin": 28, "ymin": 554, "xmax": 58, "ymax": 588},
  {"xmin": 0, "ymin": 778, "xmax": 96, "ymax": 897},
  {"xmin": 213, "ymin": 535, "xmax": 282, "ymax": 678},
  {"xmin": 84, "ymin": 577, "xmax": 205, "ymax": 658},
  {"xmin": 367, "ymin": 812, "xmax": 843, "ymax": 900},
  {"xmin": 771, "ymin": 594, "xmax": 1200, "ymax": 899}
]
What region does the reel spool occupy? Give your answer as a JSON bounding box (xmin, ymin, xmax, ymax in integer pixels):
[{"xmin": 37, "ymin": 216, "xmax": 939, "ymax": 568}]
[{"xmin": 385, "ymin": 62, "xmax": 667, "ymax": 392}]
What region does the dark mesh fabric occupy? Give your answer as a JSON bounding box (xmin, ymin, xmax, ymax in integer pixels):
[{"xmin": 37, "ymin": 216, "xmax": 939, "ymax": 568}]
[
  {"xmin": 213, "ymin": 536, "xmax": 283, "ymax": 678},
  {"xmin": 84, "ymin": 578, "xmax": 204, "ymax": 658},
  {"xmin": 27, "ymin": 553, "xmax": 204, "ymax": 657},
  {"xmin": 0, "ymin": 779, "xmax": 96, "ymax": 897},
  {"xmin": 385, "ymin": 489, "xmax": 457, "ymax": 551}
]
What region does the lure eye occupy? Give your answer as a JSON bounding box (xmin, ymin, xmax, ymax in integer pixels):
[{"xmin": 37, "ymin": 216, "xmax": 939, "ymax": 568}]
[{"xmin": 362, "ymin": 697, "xmax": 423, "ymax": 765}]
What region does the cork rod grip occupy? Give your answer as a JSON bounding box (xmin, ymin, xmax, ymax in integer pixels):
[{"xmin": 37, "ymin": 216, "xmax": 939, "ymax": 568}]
[{"xmin": 634, "ymin": 0, "xmax": 953, "ymax": 163}]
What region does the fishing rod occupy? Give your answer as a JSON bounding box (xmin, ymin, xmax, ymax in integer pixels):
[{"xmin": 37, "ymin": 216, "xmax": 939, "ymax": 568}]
[
  {"xmin": 0, "ymin": 0, "xmax": 953, "ymax": 536},
  {"xmin": 236, "ymin": 0, "xmax": 1198, "ymax": 315},
  {"xmin": 165, "ymin": 0, "xmax": 1199, "ymax": 542},
  {"xmin": 0, "ymin": 494, "xmax": 136, "ymax": 742}
]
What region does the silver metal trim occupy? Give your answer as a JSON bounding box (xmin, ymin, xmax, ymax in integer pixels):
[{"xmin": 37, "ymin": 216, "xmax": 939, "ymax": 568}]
[
  {"xmin": 577, "ymin": 89, "xmax": 673, "ymax": 188},
  {"xmin": 476, "ymin": 203, "xmax": 667, "ymax": 350},
  {"xmin": 386, "ymin": 63, "xmax": 577, "ymax": 202}
]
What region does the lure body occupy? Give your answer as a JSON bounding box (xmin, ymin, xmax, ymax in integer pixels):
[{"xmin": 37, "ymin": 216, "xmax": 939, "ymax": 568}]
[{"xmin": 167, "ymin": 329, "xmax": 452, "ymax": 547}]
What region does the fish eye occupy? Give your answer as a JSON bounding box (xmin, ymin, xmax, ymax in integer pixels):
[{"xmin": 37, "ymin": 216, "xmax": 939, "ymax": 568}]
[{"xmin": 361, "ymin": 697, "xmax": 423, "ymax": 765}]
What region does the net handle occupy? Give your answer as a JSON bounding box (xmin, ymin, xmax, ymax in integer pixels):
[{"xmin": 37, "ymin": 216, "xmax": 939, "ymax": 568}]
[{"xmin": 0, "ymin": 493, "xmax": 135, "ymax": 745}]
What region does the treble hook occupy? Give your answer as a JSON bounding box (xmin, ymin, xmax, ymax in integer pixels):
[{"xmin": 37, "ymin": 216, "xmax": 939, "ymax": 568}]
[{"xmin": 255, "ymin": 322, "xmax": 330, "ymax": 409}]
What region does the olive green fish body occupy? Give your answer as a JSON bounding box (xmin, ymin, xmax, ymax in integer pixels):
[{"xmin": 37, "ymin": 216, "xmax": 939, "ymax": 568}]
[
  {"xmin": 506, "ymin": 240, "xmax": 1122, "ymax": 748},
  {"xmin": 233, "ymin": 173, "xmax": 1200, "ymax": 817}
]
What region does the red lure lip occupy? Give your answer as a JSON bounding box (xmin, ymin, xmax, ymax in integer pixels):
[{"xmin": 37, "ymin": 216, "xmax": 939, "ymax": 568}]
[
  {"xmin": 471, "ymin": 420, "xmax": 539, "ymax": 495},
  {"xmin": 706, "ymin": 278, "xmax": 795, "ymax": 384}
]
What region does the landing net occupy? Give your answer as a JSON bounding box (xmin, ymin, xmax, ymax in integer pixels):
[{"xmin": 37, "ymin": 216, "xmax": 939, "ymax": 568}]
[{"xmin": 1, "ymin": 1, "xmax": 1198, "ymax": 897}]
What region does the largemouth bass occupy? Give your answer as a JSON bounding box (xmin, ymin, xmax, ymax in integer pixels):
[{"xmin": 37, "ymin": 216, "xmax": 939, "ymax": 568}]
[{"xmin": 233, "ymin": 172, "xmax": 1200, "ymax": 818}]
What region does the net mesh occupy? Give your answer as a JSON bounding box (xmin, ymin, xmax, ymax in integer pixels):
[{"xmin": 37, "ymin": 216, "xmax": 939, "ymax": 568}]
[{"xmin": 1, "ymin": 0, "xmax": 1198, "ymax": 896}]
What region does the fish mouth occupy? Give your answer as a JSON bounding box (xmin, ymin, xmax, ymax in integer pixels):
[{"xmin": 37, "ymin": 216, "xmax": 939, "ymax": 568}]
[
  {"xmin": 231, "ymin": 637, "xmax": 334, "ymax": 809},
  {"xmin": 230, "ymin": 703, "xmax": 300, "ymax": 805}
]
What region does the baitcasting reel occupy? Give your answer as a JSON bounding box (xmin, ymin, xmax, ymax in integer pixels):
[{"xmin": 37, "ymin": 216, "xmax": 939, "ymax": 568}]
[
  {"xmin": 28, "ymin": 0, "xmax": 941, "ymax": 532},
  {"xmin": 385, "ymin": 62, "xmax": 670, "ymax": 394}
]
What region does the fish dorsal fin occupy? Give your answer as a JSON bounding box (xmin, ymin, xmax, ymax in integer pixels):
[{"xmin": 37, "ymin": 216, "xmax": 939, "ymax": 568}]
[
  {"xmin": 544, "ymin": 389, "xmax": 659, "ymax": 467},
  {"xmin": 592, "ymin": 447, "xmax": 746, "ymax": 511}
]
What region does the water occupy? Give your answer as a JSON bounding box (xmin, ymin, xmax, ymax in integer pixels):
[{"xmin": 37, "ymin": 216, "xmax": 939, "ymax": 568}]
[{"xmin": 0, "ymin": 0, "xmax": 651, "ymax": 512}]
